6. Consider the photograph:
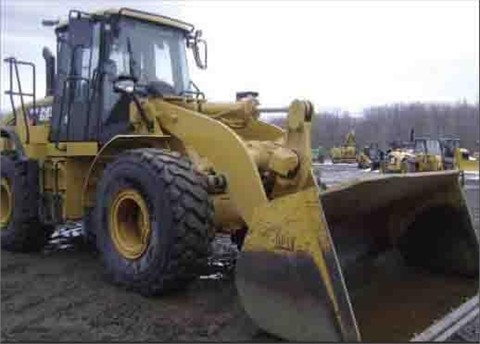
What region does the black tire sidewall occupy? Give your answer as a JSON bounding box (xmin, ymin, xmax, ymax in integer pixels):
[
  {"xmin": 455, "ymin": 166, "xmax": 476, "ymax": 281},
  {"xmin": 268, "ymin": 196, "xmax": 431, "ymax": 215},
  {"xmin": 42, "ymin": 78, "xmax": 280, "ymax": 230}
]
[
  {"xmin": 95, "ymin": 156, "xmax": 174, "ymax": 286},
  {"xmin": 1, "ymin": 154, "xmax": 48, "ymax": 251},
  {"xmin": 1, "ymin": 155, "xmax": 17, "ymax": 239}
]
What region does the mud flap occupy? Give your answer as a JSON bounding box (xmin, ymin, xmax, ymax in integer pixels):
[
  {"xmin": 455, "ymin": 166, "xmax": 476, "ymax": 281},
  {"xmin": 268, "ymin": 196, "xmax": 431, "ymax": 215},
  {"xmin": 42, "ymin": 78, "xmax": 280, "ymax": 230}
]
[{"xmin": 236, "ymin": 170, "xmax": 478, "ymax": 342}]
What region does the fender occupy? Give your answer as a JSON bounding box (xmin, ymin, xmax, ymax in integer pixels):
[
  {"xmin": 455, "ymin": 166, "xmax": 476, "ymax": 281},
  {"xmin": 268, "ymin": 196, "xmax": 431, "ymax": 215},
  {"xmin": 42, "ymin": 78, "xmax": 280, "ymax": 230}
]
[{"xmin": 81, "ymin": 134, "xmax": 170, "ymax": 208}]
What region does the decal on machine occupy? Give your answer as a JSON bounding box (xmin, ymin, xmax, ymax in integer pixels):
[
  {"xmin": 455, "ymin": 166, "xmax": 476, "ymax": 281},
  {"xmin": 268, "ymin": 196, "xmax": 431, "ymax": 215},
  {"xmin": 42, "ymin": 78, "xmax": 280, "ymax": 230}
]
[{"xmin": 27, "ymin": 105, "xmax": 52, "ymax": 123}]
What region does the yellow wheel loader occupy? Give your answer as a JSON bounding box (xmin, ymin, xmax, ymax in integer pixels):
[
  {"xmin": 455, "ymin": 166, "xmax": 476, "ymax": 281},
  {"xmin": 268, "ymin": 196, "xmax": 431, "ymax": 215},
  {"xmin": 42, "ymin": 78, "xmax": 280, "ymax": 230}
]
[
  {"xmin": 455, "ymin": 147, "xmax": 480, "ymax": 172},
  {"xmin": 408, "ymin": 137, "xmax": 444, "ymax": 172},
  {"xmin": 382, "ymin": 137, "xmax": 444, "ymax": 174},
  {"xmin": 440, "ymin": 137, "xmax": 479, "ymax": 173},
  {"xmin": 381, "ymin": 148, "xmax": 416, "ymax": 174},
  {"xmin": 0, "ymin": 8, "xmax": 478, "ymax": 342}
]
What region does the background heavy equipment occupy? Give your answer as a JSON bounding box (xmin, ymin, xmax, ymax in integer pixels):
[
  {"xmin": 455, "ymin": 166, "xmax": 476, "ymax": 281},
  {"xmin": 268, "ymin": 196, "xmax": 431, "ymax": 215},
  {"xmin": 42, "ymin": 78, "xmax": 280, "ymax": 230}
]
[
  {"xmin": 455, "ymin": 147, "xmax": 480, "ymax": 172},
  {"xmin": 357, "ymin": 143, "xmax": 383, "ymax": 170},
  {"xmin": 440, "ymin": 137, "xmax": 479, "ymax": 172},
  {"xmin": 407, "ymin": 137, "xmax": 444, "ymax": 172},
  {"xmin": 0, "ymin": 8, "xmax": 478, "ymax": 342},
  {"xmin": 381, "ymin": 129, "xmax": 445, "ymax": 174},
  {"xmin": 312, "ymin": 145, "xmax": 327, "ymax": 163},
  {"xmin": 330, "ymin": 131, "xmax": 357, "ymax": 164},
  {"xmin": 380, "ymin": 140, "xmax": 415, "ymax": 173}
]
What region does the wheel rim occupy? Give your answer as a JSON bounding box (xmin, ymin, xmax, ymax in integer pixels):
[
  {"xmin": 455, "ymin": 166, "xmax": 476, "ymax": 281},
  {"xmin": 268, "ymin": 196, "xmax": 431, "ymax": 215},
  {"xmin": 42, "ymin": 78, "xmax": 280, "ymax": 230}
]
[
  {"xmin": 109, "ymin": 188, "xmax": 151, "ymax": 260},
  {"xmin": 1, "ymin": 178, "xmax": 12, "ymax": 228}
]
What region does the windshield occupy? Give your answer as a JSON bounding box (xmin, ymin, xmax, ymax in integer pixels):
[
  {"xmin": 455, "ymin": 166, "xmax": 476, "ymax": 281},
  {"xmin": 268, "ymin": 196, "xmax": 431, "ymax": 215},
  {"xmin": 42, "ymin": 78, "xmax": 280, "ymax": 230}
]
[
  {"xmin": 414, "ymin": 140, "xmax": 426, "ymax": 153},
  {"xmin": 415, "ymin": 140, "xmax": 441, "ymax": 155},
  {"xmin": 426, "ymin": 140, "xmax": 441, "ymax": 155},
  {"xmin": 109, "ymin": 18, "xmax": 190, "ymax": 94}
]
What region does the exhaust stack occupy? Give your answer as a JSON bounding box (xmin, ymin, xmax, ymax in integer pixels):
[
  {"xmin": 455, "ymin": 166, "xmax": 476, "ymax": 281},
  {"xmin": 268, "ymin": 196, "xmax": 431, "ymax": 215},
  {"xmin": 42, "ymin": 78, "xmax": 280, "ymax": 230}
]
[{"xmin": 42, "ymin": 47, "xmax": 55, "ymax": 97}]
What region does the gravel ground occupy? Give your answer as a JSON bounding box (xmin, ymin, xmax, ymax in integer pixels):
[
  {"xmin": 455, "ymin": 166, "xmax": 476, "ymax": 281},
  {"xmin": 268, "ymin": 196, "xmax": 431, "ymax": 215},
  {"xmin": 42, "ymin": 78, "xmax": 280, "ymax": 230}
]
[{"xmin": 1, "ymin": 165, "xmax": 478, "ymax": 342}]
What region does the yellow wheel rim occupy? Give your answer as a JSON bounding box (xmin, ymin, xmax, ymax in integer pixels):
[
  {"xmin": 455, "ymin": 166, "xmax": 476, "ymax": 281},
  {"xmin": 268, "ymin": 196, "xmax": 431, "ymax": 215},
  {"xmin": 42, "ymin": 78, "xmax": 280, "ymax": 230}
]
[
  {"xmin": 1, "ymin": 178, "xmax": 12, "ymax": 228},
  {"xmin": 109, "ymin": 188, "xmax": 151, "ymax": 260}
]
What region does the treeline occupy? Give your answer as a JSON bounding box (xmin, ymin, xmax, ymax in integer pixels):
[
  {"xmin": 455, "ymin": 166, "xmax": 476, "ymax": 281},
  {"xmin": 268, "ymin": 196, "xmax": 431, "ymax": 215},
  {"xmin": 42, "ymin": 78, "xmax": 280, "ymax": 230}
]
[{"xmin": 267, "ymin": 102, "xmax": 480, "ymax": 152}]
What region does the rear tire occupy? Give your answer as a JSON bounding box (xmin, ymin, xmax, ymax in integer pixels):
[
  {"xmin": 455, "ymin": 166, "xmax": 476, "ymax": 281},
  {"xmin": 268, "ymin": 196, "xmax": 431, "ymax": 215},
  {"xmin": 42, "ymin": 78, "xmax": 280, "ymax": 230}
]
[
  {"xmin": 94, "ymin": 149, "xmax": 213, "ymax": 295},
  {"xmin": 1, "ymin": 154, "xmax": 53, "ymax": 251}
]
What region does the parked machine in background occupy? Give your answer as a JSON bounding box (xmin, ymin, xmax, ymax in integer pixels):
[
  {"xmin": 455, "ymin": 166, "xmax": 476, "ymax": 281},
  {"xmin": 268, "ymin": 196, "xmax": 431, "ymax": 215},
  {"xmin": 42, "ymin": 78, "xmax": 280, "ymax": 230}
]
[
  {"xmin": 407, "ymin": 137, "xmax": 444, "ymax": 172},
  {"xmin": 440, "ymin": 137, "xmax": 461, "ymax": 170},
  {"xmin": 455, "ymin": 147, "xmax": 480, "ymax": 172},
  {"xmin": 440, "ymin": 137, "xmax": 479, "ymax": 172},
  {"xmin": 312, "ymin": 145, "xmax": 327, "ymax": 163},
  {"xmin": 357, "ymin": 143, "xmax": 383, "ymax": 170},
  {"xmin": 380, "ymin": 140, "xmax": 415, "ymax": 173},
  {"xmin": 330, "ymin": 131, "xmax": 357, "ymax": 164},
  {"xmin": 381, "ymin": 128, "xmax": 444, "ymax": 174}
]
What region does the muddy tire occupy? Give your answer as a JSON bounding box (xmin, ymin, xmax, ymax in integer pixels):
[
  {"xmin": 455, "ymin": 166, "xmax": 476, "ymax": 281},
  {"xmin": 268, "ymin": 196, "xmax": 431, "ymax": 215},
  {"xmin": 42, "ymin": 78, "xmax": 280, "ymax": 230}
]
[
  {"xmin": 94, "ymin": 148, "xmax": 213, "ymax": 295},
  {"xmin": 81, "ymin": 207, "xmax": 98, "ymax": 251},
  {"xmin": 1, "ymin": 154, "xmax": 52, "ymax": 251},
  {"xmin": 231, "ymin": 227, "xmax": 248, "ymax": 251}
]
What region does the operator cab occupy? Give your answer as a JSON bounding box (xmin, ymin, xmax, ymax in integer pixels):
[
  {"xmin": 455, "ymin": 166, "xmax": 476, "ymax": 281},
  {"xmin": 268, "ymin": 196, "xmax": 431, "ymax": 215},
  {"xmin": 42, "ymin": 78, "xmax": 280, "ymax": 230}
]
[
  {"xmin": 413, "ymin": 138, "xmax": 441, "ymax": 156},
  {"xmin": 46, "ymin": 8, "xmax": 206, "ymax": 144},
  {"xmin": 439, "ymin": 138, "xmax": 461, "ymax": 169},
  {"xmin": 439, "ymin": 138, "xmax": 460, "ymax": 158}
]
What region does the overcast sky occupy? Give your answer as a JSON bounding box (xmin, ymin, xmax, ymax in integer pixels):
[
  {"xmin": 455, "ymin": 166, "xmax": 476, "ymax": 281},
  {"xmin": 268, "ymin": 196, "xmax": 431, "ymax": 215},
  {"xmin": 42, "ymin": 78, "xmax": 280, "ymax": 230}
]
[{"xmin": 1, "ymin": 0, "xmax": 478, "ymax": 115}]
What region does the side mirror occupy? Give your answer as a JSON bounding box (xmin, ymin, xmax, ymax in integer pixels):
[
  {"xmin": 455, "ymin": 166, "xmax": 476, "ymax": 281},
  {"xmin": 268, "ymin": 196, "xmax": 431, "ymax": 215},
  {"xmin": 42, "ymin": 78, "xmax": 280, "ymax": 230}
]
[
  {"xmin": 113, "ymin": 75, "xmax": 136, "ymax": 94},
  {"xmin": 41, "ymin": 19, "xmax": 60, "ymax": 27},
  {"xmin": 189, "ymin": 30, "xmax": 208, "ymax": 70}
]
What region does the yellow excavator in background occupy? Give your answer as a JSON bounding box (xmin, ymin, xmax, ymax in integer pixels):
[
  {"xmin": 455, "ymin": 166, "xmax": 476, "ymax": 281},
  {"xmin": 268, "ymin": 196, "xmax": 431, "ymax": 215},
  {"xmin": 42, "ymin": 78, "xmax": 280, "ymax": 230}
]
[
  {"xmin": 0, "ymin": 8, "xmax": 478, "ymax": 342},
  {"xmin": 330, "ymin": 131, "xmax": 357, "ymax": 164}
]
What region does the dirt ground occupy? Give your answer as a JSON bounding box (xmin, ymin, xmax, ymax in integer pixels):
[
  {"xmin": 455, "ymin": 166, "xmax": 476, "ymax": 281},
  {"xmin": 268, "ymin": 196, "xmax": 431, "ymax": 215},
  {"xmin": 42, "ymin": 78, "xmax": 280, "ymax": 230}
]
[
  {"xmin": 1, "ymin": 166, "xmax": 479, "ymax": 342},
  {"xmin": 1, "ymin": 226, "xmax": 284, "ymax": 342}
]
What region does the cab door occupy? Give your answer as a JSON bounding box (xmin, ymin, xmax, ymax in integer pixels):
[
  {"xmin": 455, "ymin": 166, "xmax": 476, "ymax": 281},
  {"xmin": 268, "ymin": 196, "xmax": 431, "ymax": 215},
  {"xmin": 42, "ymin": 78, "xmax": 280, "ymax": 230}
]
[{"xmin": 50, "ymin": 12, "xmax": 101, "ymax": 143}]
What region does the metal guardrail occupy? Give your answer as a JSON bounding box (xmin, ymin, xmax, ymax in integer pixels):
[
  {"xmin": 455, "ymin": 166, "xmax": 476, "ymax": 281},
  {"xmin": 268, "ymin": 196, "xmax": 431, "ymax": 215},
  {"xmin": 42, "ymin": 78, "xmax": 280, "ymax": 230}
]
[{"xmin": 411, "ymin": 295, "xmax": 479, "ymax": 342}]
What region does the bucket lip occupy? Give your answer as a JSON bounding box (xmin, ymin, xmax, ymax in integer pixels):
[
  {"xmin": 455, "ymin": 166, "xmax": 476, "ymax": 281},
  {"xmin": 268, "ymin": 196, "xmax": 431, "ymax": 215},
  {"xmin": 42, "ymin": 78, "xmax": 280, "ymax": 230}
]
[
  {"xmin": 410, "ymin": 295, "xmax": 479, "ymax": 342},
  {"xmin": 320, "ymin": 170, "xmax": 460, "ymax": 196}
]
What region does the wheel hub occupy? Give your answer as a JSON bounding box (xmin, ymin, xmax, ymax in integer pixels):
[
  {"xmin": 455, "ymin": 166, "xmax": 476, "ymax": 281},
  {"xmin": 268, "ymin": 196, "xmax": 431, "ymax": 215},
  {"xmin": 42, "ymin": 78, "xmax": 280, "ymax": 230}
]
[
  {"xmin": 1, "ymin": 178, "xmax": 12, "ymax": 228},
  {"xmin": 109, "ymin": 188, "xmax": 151, "ymax": 259}
]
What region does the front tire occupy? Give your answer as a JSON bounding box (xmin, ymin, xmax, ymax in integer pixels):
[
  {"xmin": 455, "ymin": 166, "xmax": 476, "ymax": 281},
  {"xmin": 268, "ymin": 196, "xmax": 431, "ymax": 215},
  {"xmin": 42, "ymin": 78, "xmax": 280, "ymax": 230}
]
[{"xmin": 94, "ymin": 149, "xmax": 213, "ymax": 295}]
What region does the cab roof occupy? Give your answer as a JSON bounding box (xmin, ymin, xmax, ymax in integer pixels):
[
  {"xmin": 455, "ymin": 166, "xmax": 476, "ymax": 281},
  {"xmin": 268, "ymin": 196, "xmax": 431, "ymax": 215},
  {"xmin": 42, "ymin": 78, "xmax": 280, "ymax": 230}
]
[{"xmin": 56, "ymin": 7, "xmax": 194, "ymax": 33}]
